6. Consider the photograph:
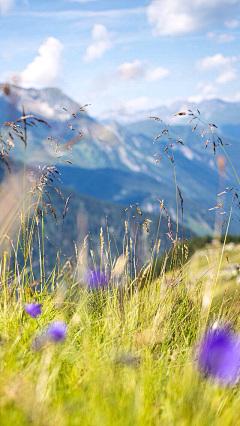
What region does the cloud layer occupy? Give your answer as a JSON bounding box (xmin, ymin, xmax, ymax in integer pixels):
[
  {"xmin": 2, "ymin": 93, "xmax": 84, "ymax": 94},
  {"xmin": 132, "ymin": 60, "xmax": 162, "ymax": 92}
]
[
  {"xmin": 83, "ymin": 24, "xmax": 112, "ymax": 62},
  {"xmin": 20, "ymin": 37, "xmax": 63, "ymax": 88},
  {"xmin": 147, "ymin": 0, "xmax": 240, "ymax": 36}
]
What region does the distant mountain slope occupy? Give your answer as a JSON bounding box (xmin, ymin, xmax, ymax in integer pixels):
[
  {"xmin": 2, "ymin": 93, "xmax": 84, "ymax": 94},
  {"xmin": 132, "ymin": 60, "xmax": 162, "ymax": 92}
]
[
  {"xmin": 0, "ymin": 160, "xmax": 195, "ymax": 276},
  {"xmin": 100, "ymin": 98, "xmax": 240, "ymax": 127},
  {"xmin": 124, "ymin": 120, "xmax": 240, "ymax": 179},
  {"xmin": 0, "ymin": 84, "xmax": 239, "ymax": 236},
  {"xmin": 57, "ymin": 165, "xmax": 216, "ymax": 236}
]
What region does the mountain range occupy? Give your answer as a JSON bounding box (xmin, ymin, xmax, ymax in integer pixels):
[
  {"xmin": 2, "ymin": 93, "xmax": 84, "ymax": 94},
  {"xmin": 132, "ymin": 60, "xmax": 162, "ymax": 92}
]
[
  {"xmin": 99, "ymin": 98, "xmax": 240, "ymax": 127},
  {"xmin": 0, "ymin": 84, "xmax": 239, "ymax": 246}
]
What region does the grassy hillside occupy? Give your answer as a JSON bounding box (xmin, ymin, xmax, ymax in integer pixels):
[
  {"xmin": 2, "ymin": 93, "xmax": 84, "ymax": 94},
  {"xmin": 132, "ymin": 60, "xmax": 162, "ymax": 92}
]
[
  {"xmin": 0, "ymin": 97, "xmax": 240, "ymax": 426},
  {"xmin": 187, "ymin": 240, "xmax": 240, "ymax": 306},
  {"xmin": 0, "ymin": 247, "xmax": 240, "ymax": 426}
]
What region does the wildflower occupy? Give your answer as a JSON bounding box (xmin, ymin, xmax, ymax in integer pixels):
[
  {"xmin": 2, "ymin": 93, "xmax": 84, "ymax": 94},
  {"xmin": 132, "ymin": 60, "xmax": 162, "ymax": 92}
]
[
  {"xmin": 46, "ymin": 321, "xmax": 67, "ymax": 342},
  {"xmin": 86, "ymin": 268, "xmax": 108, "ymax": 290},
  {"xmin": 197, "ymin": 326, "xmax": 240, "ymax": 385},
  {"xmin": 33, "ymin": 321, "xmax": 67, "ymax": 350},
  {"xmin": 24, "ymin": 303, "xmax": 41, "ymax": 318}
]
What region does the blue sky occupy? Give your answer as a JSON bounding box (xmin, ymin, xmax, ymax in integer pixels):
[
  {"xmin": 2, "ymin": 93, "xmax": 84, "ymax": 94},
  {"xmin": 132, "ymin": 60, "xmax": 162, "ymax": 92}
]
[{"xmin": 0, "ymin": 0, "xmax": 240, "ymax": 117}]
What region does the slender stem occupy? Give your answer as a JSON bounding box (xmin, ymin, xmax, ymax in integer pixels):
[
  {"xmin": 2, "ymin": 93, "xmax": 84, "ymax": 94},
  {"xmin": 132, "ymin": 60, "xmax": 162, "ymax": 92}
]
[
  {"xmin": 204, "ymin": 197, "xmax": 233, "ymax": 329},
  {"xmin": 220, "ymin": 144, "xmax": 240, "ymax": 186},
  {"xmin": 197, "ymin": 117, "xmax": 240, "ymax": 186},
  {"xmin": 37, "ymin": 221, "xmax": 43, "ymax": 294},
  {"xmin": 41, "ymin": 204, "xmax": 45, "ymax": 289},
  {"xmin": 22, "ymin": 107, "xmax": 27, "ymax": 288}
]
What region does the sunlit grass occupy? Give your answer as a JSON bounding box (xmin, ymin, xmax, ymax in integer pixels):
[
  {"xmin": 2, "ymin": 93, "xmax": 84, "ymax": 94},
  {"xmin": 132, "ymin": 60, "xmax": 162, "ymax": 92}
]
[
  {"xmin": 0, "ymin": 101, "xmax": 240, "ymax": 425},
  {"xmin": 0, "ymin": 277, "xmax": 239, "ymax": 426}
]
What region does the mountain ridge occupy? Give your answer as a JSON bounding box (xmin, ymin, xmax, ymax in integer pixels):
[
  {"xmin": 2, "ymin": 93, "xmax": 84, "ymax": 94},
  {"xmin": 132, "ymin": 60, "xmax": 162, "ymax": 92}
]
[
  {"xmin": 1, "ymin": 84, "xmax": 239, "ymax": 236},
  {"xmin": 99, "ymin": 98, "xmax": 240, "ymax": 127}
]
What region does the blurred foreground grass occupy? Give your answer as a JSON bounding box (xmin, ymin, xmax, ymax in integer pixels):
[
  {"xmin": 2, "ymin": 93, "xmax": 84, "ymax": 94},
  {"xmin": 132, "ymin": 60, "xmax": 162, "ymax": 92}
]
[
  {"xmin": 187, "ymin": 241, "xmax": 240, "ymax": 306},
  {"xmin": 0, "ymin": 243, "xmax": 240, "ymax": 426}
]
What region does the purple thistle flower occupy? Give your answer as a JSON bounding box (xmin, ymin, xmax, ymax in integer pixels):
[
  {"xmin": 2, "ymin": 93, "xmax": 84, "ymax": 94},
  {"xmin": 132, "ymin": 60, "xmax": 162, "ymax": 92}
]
[
  {"xmin": 86, "ymin": 268, "xmax": 108, "ymax": 290},
  {"xmin": 24, "ymin": 303, "xmax": 41, "ymax": 318},
  {"xmin": 46, "ymin": 321, "xmax": 67, "ymax": 343},
  {"xmin": 197, "ymin": 326, "xmax": 240, "ymax": 385}
]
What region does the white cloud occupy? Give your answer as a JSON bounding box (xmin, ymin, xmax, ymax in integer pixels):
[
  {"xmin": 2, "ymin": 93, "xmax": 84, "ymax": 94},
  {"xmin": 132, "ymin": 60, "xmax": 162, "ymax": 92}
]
[
  {"xmin": 117, "ymin": 60, "xmax": 169, "ymax": 82},
  {"xmin": 224, "ymin": 19, "xmax": 239, "ymax": 29},
  {"xmin": 117, "ymin": 60, "xmax": 143, "ymax": 80},
  {"xmin": 216, "ymin": 68, "xmax": 237, "ymax": 83},
  {"xmin": 0, "ymin": 0, "xmax": 15, "ymax": 14},
  {"xmin": 83, "ymin": 24, "xmax": 112, "ymax": 62},
  {"xmin": 222, "ymin": 91, "xmax": 240, "ymax": 102},
  {"xmin": 145, "ymin": 66, "xmax": 169, "ymax": 82},
  {"xmin": 147, "ymin": 0, "xmax": 240, "ymax": 36},
  {"xmin": 196, "ymin": 82, "xmax": 218, "ymax": 94},
  {"xmin": 188, "ymin": 82, "xmax": 218, "ymax": 103},
  {"xmin": 0, "ymin": 0, "xmax": 27, "ymax": 14},
  {"xmin": 196, "ymin": 53, "xmax": 238, "ymax": 85},
  {"xmin": 207, "ymin": 32, "xmax": 235, "ymax": 43},
  {"xmin": 234, "ymin": 91, "xmax": 240, "ymax": 101},
  {"xmin": 19, "ymin": 37, "xmax": 63, "ymax": 88},
  {"xmin": 196, "ymin": 53, "xmax": 237, "ymax": 71},
  {"xmin": 123, "ymin": 96, "xmax": 159, "ymax": 113}
]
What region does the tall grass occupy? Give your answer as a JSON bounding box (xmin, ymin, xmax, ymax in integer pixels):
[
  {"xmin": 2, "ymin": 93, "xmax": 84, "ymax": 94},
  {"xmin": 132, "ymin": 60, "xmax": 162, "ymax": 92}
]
[{"xmin": 0, "ymin": 99, "xmax": 239, "ymax": 425}]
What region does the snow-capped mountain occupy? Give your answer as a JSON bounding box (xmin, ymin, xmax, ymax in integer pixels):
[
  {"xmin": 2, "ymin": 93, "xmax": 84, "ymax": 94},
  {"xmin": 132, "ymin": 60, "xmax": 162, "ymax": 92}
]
[
  {"xmin": 1, "ymin": 84, "xmax": 239, "ymax": 236},
  {"xmin": 99, "ymin": 98, "xmax": 240, "ymax": 128}
]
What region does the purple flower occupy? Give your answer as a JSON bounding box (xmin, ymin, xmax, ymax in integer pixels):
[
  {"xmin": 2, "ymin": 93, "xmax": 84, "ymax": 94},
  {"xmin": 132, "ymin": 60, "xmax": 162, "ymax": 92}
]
[
  {"xmin": 24, "ymin": 303, "xmax": 41, "ymax": 318},
  {"xmin": 33, "ymin": 321, "xmax": 67, "ymax": 350},
  {"xmin": 86, "ymin": 269, "xmax": 108, "ymax": 290},
  {"xmin": 197, "ymin": 326, "xmax": 240, "ymax": 385},
  {"xmin": 46, "ymin": 321, "xmax": 67, "ymax": 343}
]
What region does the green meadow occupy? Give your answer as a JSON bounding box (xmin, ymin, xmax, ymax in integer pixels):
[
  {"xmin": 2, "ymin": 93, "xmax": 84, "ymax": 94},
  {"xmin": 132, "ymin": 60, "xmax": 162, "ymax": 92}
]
[{"xmin": 0, "ymin": 109, "xmax": 240, "ymax": 426}]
